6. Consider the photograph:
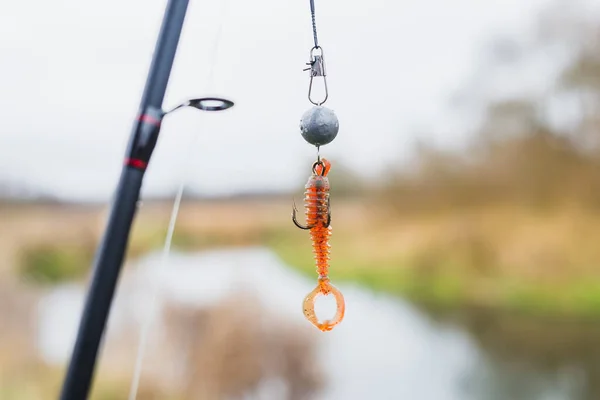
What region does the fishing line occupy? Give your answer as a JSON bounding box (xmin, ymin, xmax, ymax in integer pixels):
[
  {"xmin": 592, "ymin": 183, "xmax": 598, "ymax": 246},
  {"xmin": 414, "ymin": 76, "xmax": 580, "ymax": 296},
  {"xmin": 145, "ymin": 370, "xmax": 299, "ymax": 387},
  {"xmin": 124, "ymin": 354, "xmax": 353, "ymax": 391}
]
[
  {"xmin": 294, "ymin": 0, "xmax": 346, "ymax": 332},
  {"xmin": 127, "ymin": 0, "xmax": 229, "ymax": 398},
  {"xmin": 309, "ymin": 0, "xmax": 319, "ymax": 48}
]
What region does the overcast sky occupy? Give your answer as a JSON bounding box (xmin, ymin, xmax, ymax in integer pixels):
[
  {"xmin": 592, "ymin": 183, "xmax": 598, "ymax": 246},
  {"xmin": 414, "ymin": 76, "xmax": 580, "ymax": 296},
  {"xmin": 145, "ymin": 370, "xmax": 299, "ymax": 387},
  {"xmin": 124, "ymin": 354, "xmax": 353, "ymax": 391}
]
[{"xmin": 0, "ymin": 0, "xmax": 555, "ymax": 201}]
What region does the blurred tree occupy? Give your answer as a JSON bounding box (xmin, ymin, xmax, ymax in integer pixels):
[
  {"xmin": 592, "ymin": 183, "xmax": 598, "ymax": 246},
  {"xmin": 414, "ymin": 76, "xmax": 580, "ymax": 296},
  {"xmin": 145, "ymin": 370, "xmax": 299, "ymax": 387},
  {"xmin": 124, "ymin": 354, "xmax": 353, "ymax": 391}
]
[
  {"xmin": 538, "ymin": 0, "xmax": 600, "ymax": 149},
  {"xmin": 382, "ymin": 0, "xmax": 600, "ymax": 212}
]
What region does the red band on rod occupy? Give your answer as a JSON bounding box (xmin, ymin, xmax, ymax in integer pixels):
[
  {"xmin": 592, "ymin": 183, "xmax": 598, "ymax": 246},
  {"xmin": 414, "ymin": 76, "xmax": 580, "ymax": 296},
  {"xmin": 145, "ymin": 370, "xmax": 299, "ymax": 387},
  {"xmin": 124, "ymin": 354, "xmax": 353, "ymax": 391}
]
[
  {"xmin": 125, "ymin": 158, "xmax": 148, "ymax": 170},
  {"xmin": 137, "ymin": 114, "xmax": 162, "ymax": 126}
]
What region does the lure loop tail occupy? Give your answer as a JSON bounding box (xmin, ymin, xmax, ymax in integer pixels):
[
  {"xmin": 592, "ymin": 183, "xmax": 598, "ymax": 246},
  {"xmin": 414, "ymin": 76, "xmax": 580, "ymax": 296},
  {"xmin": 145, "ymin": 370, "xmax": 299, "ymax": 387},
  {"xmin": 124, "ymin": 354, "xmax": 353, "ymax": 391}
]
[{"xmin": 303, "ymin": 278, "xmax": 345, "ymax": 332}]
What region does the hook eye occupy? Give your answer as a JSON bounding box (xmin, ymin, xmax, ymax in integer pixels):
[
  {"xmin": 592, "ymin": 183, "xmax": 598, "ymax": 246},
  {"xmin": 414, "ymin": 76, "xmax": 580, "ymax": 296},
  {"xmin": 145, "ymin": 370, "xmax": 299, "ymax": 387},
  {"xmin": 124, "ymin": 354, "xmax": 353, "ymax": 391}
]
[{"xmin": 312, "ymin": 160, "xmax": 326, "ymax": 175}]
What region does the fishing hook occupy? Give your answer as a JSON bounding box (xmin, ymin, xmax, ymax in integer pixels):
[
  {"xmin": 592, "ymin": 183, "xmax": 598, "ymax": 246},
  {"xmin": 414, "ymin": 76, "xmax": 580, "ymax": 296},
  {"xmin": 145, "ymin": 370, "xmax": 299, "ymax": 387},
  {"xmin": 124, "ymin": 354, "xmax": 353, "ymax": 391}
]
[{"xmin": 292, "ymin": 198, "xmax": 314, "ymax": 230}]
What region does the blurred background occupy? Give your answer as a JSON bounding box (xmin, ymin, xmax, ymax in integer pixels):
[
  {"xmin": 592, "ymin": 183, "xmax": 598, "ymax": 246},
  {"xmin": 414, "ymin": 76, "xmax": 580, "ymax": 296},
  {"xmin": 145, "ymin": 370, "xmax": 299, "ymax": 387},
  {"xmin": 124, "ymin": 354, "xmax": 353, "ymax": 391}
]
[{"xmin": 2, "ymin": 0, "xmax": 600, "ymax": 398}]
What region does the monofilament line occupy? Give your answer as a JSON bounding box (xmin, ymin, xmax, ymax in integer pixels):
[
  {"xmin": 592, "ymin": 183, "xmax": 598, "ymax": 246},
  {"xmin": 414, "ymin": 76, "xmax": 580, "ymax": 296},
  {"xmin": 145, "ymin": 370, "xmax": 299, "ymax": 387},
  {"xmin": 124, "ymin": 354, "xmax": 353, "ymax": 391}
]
[
  {"xmin": 127, "ymin": 174, "xmax": 187, "ymax": 400},
  {"xmin": 127, "ymin": 0, "xmax": 229, "ymax": 398}
]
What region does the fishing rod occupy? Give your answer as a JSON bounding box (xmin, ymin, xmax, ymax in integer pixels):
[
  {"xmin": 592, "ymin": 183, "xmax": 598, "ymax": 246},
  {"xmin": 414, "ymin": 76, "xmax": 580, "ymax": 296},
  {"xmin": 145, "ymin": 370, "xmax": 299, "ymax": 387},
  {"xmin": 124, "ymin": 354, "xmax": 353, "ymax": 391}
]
[{"xmin": 59, "ymin": 1, "xmax": 233, "ymax": 399}]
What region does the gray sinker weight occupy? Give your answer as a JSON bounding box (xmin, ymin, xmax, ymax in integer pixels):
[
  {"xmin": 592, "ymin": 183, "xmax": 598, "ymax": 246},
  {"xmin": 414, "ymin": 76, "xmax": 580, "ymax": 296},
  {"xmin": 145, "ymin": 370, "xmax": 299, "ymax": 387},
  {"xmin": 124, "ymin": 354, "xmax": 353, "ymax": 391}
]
[{"xmin": 300, "ymin": 106, "xmax": 339, "ymax": 147}]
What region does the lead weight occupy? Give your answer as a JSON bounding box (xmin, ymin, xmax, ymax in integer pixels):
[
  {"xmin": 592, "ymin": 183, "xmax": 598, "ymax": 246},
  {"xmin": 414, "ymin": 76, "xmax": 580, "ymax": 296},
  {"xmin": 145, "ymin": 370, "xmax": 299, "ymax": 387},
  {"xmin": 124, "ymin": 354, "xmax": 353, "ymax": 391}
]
[{"xmin": 299, "ymin": 106, "xmax": 339, "ymax": 147}]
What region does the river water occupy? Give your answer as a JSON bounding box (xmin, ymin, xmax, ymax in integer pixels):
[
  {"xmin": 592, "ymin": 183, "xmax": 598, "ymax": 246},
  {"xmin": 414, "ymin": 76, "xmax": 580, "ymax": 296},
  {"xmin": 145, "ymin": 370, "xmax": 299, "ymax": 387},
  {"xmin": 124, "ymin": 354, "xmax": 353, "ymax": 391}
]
[{"xmin": 37, "ymin": 247, "xmax": 593, "ymax": 399}]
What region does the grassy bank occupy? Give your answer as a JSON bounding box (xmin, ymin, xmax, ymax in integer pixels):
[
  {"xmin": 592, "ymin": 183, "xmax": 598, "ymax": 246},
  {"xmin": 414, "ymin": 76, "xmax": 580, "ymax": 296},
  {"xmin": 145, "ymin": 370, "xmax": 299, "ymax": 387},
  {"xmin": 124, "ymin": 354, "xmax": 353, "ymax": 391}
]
[
  {"xmin": 268, "ymin": 203, "xmax": 600, "ymax": 318},
  {"xmin": 5, "ymin": 200, "xmax": 600, "ymax": 319}
]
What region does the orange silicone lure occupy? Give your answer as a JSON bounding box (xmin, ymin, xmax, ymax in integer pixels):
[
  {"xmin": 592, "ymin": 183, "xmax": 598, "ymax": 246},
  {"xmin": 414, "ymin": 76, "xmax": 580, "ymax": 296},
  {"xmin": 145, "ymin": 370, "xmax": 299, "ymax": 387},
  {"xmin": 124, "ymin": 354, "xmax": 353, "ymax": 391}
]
[{"xmin": 293, "ymin": 158, "xmax": 345, "ymax": 332}]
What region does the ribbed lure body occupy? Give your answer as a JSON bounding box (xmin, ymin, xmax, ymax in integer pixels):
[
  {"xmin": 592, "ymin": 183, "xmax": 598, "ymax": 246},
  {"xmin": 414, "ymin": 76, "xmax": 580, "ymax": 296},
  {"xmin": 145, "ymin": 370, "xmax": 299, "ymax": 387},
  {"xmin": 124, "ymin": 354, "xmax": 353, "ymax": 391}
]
[
  {"xmin": 293, "ymin": 158, "xmax": 345, "ymax": 332},
  {"xmin": 305, "ymin": 165, "xmax": 331, "ymax": 278}
]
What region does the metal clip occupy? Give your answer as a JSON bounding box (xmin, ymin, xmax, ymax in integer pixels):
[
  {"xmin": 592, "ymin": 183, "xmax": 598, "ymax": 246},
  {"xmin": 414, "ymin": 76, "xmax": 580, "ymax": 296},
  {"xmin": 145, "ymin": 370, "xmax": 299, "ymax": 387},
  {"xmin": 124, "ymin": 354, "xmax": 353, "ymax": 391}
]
[
  {"xmin": 304, "ymin": 46, "xmax": 329, "ymax": 105},
  {"xmin": 305, "ymin": 55, "xmax": 326, "ymax": 77}
]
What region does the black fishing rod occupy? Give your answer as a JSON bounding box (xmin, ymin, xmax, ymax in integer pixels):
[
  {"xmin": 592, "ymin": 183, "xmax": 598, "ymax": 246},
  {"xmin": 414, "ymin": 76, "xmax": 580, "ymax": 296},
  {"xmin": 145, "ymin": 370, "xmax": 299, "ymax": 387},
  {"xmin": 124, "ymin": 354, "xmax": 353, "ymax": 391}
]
[{"xmin": 59, "ymin": 1, "xmax": 233, "ymax": 398}]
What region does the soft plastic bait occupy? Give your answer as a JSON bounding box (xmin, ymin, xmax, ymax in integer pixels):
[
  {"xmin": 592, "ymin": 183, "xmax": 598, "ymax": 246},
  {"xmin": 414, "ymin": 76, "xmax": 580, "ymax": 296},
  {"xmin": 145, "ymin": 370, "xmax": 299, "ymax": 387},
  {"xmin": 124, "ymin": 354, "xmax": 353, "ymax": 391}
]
[{"xmin": 293, "ymin": 158, "xmax": 345, "ymax": 331}]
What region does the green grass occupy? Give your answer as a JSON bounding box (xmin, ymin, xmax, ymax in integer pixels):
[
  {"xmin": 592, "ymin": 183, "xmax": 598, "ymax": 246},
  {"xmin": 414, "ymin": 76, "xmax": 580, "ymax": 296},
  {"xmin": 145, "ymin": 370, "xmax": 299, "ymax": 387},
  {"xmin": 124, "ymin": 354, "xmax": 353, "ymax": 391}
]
[
  {"xmin": 498, "ymin": 280, "xmax": 600, "ymax": 318},
  {"xmin": 18, "ymin": 244, "xmax": 94, "ymax": 284},
  {"xmin": 15, "ymin": 228, "xmax": 258, "ymax": 286},
  {"xmin": 264, "ymin": 227, "xmax": 469, "ymax": 309},
  {"xmin": 16, "ymin": 219, "xmax": 600, "ymax": 319},
  {"xmin": 265, "ymin": 227, "xmax": 600, "ymax": 318}
]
